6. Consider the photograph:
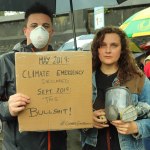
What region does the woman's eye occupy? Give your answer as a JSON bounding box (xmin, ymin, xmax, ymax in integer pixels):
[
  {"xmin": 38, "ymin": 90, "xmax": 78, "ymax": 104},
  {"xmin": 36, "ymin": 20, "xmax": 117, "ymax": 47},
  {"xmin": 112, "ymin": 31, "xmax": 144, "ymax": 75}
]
[
  {"xmin": 101, "ymin": 44, "xmax": 106, "ymax": 48},
  {"xmin": 111, "ymin": 44, "xmax": 118, "ymax": 47}
]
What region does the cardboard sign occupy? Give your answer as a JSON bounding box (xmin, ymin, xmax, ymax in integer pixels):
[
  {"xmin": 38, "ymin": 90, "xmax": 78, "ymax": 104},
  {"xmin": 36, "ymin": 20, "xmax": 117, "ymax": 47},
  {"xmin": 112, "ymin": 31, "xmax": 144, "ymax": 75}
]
[{"xmin": 15, "ymin": 51, "xmax": 93, "ymax": 131}]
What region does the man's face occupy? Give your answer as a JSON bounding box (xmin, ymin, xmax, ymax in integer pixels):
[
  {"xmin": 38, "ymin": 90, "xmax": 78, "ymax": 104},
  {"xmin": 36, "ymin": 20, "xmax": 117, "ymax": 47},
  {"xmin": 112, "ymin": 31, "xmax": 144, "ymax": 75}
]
[{"xmin": 24, "ymin": 13, "xmax": 54, "ymax": 48}]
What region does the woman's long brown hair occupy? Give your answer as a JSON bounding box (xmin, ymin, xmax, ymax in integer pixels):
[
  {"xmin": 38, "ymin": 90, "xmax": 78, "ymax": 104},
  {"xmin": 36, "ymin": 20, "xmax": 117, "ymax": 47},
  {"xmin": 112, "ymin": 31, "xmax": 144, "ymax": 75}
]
[{"xmin": 91, "ymin": 26, "xmax": 143, "ymax": 84}]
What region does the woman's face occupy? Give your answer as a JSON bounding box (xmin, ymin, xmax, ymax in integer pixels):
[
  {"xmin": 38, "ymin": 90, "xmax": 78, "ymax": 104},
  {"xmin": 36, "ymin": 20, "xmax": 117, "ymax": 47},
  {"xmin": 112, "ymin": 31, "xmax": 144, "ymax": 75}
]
[{"xmin": 98, "ymin": 33, "xmax": 122, "ymax": 67}]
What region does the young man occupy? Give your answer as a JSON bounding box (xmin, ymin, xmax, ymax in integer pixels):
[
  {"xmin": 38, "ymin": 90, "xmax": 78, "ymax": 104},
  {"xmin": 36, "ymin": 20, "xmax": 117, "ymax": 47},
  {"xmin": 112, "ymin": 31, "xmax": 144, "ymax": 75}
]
[{"xmin": 0, "ymin": 3, "xmax": 67, "ymax": 150}]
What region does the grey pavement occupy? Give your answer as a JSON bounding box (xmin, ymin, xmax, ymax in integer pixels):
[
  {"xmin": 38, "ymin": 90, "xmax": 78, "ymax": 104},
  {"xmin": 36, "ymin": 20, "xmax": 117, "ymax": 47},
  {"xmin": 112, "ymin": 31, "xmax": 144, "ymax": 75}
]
[
  {"xmin": 67, "ymin": 130, "xmax": 82, "ymax": 150},
  {"xmin": 0, "ymin": 133, "xmax": 2, "ymax": 150}
]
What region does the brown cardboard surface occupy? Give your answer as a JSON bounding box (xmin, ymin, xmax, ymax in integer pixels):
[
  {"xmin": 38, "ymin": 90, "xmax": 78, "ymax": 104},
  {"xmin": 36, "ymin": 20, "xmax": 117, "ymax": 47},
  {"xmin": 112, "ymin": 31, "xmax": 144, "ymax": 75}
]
[{"xmin": 15, "ymin": 51, "xmax": 93, "ymax": 131}]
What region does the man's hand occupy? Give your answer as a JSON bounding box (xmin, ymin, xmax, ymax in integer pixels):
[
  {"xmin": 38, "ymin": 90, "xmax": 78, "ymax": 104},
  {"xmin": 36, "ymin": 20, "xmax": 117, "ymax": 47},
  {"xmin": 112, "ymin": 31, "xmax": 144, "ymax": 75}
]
[
  {"xmin": 93, "ymin": 109, "xmax": 109, "ymax": 129},
  {"xmin": 8, "ymin": 93, "xmax": 30, "ymax": 116}
]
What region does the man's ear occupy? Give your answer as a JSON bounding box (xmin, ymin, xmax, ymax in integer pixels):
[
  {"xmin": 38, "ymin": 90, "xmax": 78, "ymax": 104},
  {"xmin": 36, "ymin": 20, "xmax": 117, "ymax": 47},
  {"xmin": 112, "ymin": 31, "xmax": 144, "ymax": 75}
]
[
  {"xmin": 23, "ymin": 27, "xmax": 27, "ymax": 36},
  {"xmin": 50, "ymin": 28, "xmax": 54, "ymax": 37}
]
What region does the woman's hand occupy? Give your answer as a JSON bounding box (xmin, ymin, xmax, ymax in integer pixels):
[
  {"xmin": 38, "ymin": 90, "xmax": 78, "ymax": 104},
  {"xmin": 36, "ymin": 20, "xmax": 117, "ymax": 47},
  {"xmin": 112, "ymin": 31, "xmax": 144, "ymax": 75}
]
[
  {"xmin": 111, "ymin": 120, "xmax": 138, "ymax": 135},
  {"xmin": 93, "ymin": 109, "xmax": 109, "ymax": 129},
  {"xmin": 8, "ymin": 93, "xmax": 30, "ymax": 117}
]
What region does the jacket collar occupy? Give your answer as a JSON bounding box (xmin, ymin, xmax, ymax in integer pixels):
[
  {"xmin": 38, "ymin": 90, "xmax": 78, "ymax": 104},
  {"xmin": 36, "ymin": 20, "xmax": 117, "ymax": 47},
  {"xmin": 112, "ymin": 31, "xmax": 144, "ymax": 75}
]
[{"xmin": 13, "ymin": 40, "xmax": 53, "ymax": 52}]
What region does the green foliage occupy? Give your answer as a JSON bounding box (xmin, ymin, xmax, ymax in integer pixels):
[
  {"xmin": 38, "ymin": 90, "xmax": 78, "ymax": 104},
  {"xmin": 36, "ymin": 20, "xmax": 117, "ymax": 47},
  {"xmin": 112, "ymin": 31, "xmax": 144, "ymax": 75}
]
[
  {"xmin": 104, "ymin": 8, "xmax": 110, "ymax": 14},
  {"xmin": 0, "ymin": 11, "xmax": 4, "ymax": 16}
]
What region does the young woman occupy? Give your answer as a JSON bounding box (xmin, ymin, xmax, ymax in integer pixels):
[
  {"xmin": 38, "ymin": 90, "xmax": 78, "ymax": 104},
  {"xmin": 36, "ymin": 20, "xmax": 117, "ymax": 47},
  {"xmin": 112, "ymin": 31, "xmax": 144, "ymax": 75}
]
[{"xmin": 81, "ymin": 26, "xmax": 150, "ymax": 150}]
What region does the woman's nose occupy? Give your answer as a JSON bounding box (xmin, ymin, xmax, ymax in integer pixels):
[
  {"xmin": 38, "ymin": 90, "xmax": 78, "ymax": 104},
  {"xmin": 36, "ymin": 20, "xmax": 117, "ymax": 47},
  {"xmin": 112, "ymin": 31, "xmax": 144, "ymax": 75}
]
[{"xmin": 105, "ymin": 46, "xmax": 111, "ymax": 53}]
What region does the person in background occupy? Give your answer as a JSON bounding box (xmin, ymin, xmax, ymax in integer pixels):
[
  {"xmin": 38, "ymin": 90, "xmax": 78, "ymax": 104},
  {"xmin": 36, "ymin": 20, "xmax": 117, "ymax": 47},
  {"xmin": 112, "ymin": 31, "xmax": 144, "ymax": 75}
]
[
  {"xmin": 135, "ymin": 53, "xmax": 146, "ymax": 71},
  {"xmin": 0, "ymin": 3, "xmax": 67, "ymax": 150},
  {"xmin": 144, "ymin": 55, "xmax": 150, "ymax": 79},
  {"xmin": 80, "ymin": 26, "xmax": 150, "ymax": 150},
  {"xmin": 142, "ymin": 55, "xmax": 150, "ymax": 150}
]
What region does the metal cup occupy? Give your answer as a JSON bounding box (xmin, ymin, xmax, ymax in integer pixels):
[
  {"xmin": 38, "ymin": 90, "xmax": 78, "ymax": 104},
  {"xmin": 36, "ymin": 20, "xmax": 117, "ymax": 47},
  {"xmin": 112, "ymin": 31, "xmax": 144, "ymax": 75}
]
[{"xmin": 105, "ymin": 86, "xmax": 132, "ymax": 121}]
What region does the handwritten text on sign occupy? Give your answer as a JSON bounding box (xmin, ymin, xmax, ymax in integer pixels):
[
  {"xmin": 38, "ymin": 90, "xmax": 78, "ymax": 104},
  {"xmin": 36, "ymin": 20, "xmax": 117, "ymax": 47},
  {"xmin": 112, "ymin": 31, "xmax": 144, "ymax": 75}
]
[{"xmin": 16, "ymin": 51, "xmax": 93, "ymax": 131}]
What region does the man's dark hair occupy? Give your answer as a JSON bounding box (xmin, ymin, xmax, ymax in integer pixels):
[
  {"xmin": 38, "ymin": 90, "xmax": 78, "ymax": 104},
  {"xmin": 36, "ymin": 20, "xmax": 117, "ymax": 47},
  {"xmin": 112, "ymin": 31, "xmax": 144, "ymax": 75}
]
[{"xmin": 25, "ymin": 2, "xmax": 53, "ymax": 23}]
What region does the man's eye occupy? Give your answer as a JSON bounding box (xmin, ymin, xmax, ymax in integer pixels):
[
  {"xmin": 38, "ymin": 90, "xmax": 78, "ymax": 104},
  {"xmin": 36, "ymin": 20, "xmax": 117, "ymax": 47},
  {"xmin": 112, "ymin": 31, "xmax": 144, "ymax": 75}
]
[
  {"xmin": 30, "ymin": 25, "xmax": 37, "ymax": 28},
  {"xmin": 44, "ymin": 26, "xmax": 50, "ymax": 29},
  {"xmin": 43, "ymin": 25, "xmax": 50, "ymax": 29}
]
